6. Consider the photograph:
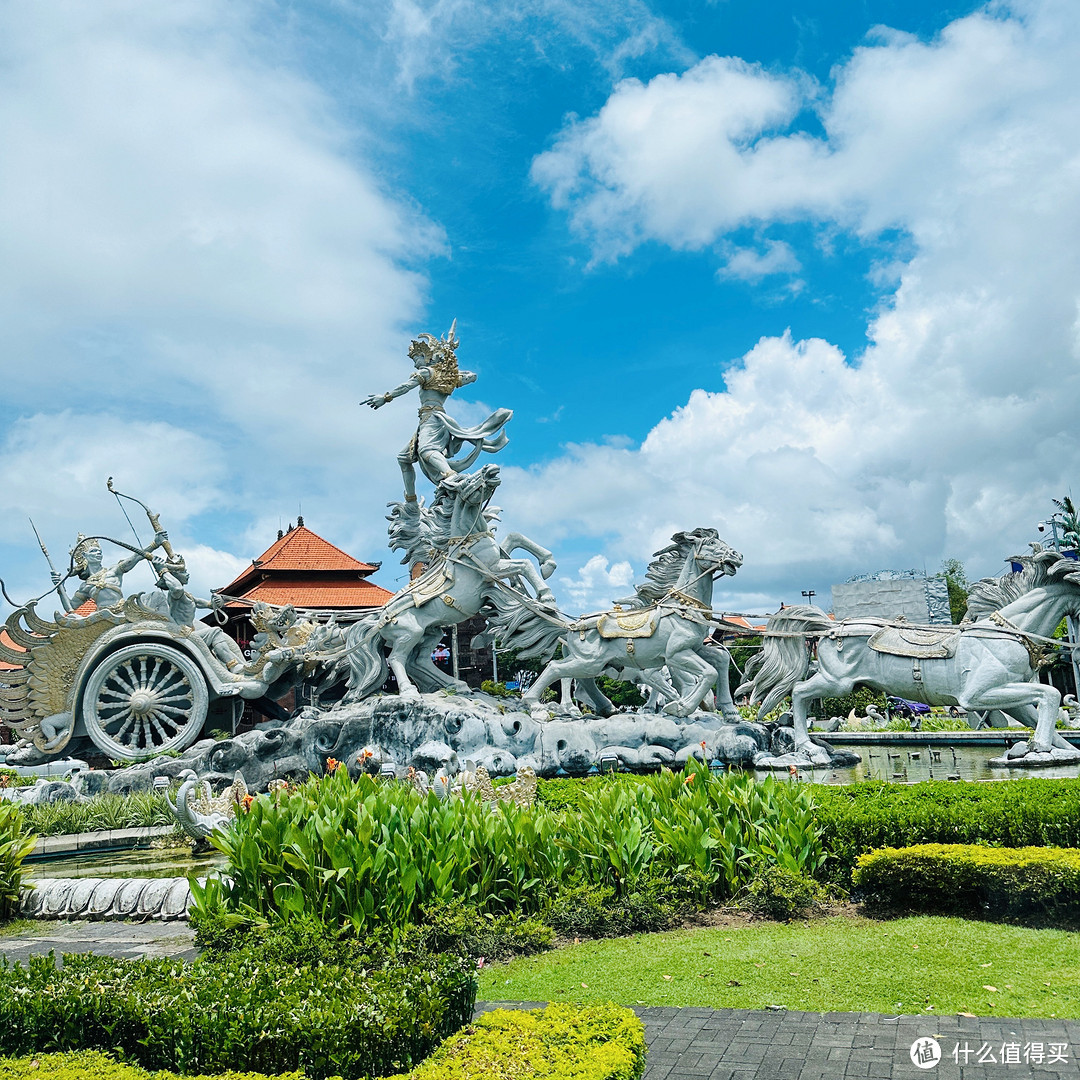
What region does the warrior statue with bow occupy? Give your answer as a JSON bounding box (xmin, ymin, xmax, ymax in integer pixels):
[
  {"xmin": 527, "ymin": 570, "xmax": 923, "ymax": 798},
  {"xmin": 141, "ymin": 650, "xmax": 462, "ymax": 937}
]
[
  {"xmin": 363, "ymin": 321, "xmax": 512, "ymax": 502},
  {"xmin": 52, "ymin": 531, "xmax": 168, "ymax": 613}
]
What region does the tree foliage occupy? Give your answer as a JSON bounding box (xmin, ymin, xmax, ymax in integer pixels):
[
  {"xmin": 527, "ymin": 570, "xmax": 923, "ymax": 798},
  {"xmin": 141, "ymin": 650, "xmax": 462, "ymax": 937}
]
[{"xmin": 941, "ymin": 557, "xmax": 969, "ymax": 624}]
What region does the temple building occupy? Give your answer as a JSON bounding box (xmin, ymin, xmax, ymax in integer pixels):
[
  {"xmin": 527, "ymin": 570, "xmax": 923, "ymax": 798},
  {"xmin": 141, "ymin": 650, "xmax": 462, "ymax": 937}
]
[{"xmin": 213, "ymin": 518, "xmax": 393, "ymax": 660}]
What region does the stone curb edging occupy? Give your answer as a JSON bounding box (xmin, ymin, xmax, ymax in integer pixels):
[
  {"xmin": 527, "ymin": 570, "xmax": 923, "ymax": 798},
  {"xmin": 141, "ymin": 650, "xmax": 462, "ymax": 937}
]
[
  {"xmin": 28, "ymin": 825, "xmax": 179, "ymax": 860},
  {"xmin": 19, "ymin": 877, "xmax": 194, "ymax": 922}
]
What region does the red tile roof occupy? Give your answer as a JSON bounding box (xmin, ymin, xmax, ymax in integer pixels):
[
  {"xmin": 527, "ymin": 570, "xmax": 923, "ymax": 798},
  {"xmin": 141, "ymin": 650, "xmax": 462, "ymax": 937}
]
[
  {"xmin": 252, "ymin": 527, "xmax": 375, "ymax": 574},
  {"xmin": 0, "ymin": 629, "xmax": 23, "ymax": 671},
  {"xmin": 223, "ymin": 579, "xmax": 393, "ymax": 610},
  {"xmin": 713, "ymin": 615, "xmax": 767, "ymax": 634},
  {"xmin": 219, "ymin": 525, "xmax": 384, "ymax": 602}
]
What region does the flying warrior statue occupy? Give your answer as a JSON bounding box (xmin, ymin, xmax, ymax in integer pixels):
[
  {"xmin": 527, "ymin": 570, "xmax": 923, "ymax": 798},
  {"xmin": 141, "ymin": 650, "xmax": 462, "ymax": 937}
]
[{"xmin": 363, "ymin": 321, "xmax": 512, "ymax": 501}]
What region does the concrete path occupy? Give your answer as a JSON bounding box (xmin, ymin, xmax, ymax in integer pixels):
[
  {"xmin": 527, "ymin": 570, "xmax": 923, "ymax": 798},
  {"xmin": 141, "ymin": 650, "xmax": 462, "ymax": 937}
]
[
  {"xmin": 1, "ymin": 927, "xmax": 1077, "ymax": 1078},
  {"xmin": 0, "ymin": 919, "xmax": 197, "ymax": 964}
]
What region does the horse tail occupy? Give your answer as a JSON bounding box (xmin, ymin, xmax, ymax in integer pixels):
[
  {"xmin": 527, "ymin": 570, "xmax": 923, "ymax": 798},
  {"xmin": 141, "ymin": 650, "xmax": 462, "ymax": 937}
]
[
  {"xmin": 344, "ymin": 612, "xmax": 389, "ymax": 700},
  {"xmin": 484, "ymin": 588, "xmax": 568, "ymax": 662},
  {"xmin": 736, "ymin": 605, "xmax": 833, "ymax": 718}
]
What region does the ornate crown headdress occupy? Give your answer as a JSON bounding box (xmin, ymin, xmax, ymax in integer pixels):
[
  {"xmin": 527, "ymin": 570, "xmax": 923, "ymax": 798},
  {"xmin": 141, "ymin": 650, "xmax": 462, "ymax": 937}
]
[
  {"xmin": 70, "ymin": 533, "xmax": 93, "ymax": 576},
  {"xmin": 412, "ymin": 320, "xmax": 462, "ymax": 394}
]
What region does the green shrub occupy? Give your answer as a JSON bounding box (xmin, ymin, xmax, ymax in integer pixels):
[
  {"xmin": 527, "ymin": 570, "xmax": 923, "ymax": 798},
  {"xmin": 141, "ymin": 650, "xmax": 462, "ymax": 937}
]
[
  {"xmin": 0, "ymin": 1049, "xmax": 301, "ymax": 1080},
  {"xmin": 820, "ymin": 686, "xmax": 887, "ymax": 721},
  {"xmin": 415, "ymin": 899, "xmax": 553, "ymax": 960},
  {"xmin": 744, "ymin": 865, "xmax": 827, "ymax": 921},
  {"xmin": 480, "ymin": 679, "xmax": 516, "ymax": 698},
  {"xmin": 537, "ymin": 776, "xmax": 593, "ymax": 812},
  {"xmin": 0, "ymin": 946, "xmax": 476, "ymax": 1080},
  {"xmin": 853, "ymin": 843, "xmax": 1080, "ymax": 922},
  {"xmin": 0, "ymin": 803, "xmax": 35, "ymax": 920},
  {"xmin": 595, "ymin": 676, "xmax": 645, "ymax": 709},
  {"xmin": 813, "ymin": 778, "xmax": 1080, "ymax": 885},
  {"xmin": 547, "ymin": 882, "xmax": 678, "ymax": 938},
  {"xmin": 389, "ymin": 1003, "xmax": 647, "ymax": 1080}
]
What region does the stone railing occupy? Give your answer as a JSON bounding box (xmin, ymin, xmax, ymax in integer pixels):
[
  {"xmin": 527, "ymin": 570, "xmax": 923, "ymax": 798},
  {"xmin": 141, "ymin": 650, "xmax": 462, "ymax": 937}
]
[{"xmin": 19, "ymin": 876, "xmax": 193, "ymax": 921}]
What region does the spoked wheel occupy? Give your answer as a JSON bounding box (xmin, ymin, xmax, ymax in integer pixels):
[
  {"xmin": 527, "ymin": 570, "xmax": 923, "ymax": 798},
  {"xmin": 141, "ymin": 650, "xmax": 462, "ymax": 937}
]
[{"xmin": 82, "ymin": 643, "xmax": 209, "ymax": 762}]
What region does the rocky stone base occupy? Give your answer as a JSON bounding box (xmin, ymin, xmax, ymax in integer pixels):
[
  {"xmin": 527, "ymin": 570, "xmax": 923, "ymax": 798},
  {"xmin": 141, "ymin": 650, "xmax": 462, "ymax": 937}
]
[
  {"xmin": 989, "ymin": 741, "xmax": 1080, "ymax": 767},
  {"xmin": 98, "ymin": 691, "xmax": 814, "ymax": 792}
]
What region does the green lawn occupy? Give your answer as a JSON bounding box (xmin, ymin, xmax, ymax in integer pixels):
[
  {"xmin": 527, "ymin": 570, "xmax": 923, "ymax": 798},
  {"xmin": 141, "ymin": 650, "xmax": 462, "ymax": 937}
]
[{"xmin": 478, "ymin": 916, "xmax": 1080, "ymax": 1018}]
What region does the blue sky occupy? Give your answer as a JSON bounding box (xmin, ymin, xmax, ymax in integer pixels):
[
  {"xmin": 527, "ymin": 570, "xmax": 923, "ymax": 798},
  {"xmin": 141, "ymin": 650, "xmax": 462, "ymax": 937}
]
[{"xmin": 1, "ymin": 0, "xmax": 1078, "ymax": 616}]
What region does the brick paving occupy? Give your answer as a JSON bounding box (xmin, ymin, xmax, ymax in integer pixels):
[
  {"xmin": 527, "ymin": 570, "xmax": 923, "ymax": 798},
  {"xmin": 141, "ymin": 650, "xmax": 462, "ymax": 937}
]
[
  {"xmin": 479, "ymin": 1001, "xmax": 1080, "ymax": 1079},
  {"xmin": 1, "ymin": 927, "xmax": 1077, "ymax": 1077}
]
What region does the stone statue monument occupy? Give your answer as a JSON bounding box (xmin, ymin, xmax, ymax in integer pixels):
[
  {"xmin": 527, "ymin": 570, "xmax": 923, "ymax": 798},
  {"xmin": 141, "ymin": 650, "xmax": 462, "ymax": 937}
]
[
  {"xmin": 362, "ymin": 321, "xmax": 513, "ymax": 502},
  {"xmin": 739, "ymin": 549, "xmax": 1080, "ymax": 768}
]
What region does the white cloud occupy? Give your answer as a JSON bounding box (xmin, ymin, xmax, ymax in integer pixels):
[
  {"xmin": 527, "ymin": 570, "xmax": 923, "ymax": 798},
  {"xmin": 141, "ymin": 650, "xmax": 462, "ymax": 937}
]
[
  {"xmin": 554, "ymin": 553, "xmax": 635, "ymax": 613},
  {"xmin": 517, "ymin": 0, "xmax": 1080, "ymax": 606},
  {"xmin": 0, "ymin": 0, "xmax": 445, "ymax": 600},
  {"xmin": 0, "ymin": 412, "xmax": 238, "ymax": 602},
  {"xmin": 382, "ymin": 0, "xmax": 692, "ymax": 89},
  {"xmin": 718, "ymin": 239, "xmax": 801, "ymax": 282}
]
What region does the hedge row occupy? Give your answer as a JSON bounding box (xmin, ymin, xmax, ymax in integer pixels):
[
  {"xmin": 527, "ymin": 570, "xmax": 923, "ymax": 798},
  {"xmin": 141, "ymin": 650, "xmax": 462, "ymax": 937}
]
[
  {"xmin": 852, "ymin": 843, "xmax": 1080, "ymax": 921},
  {"xmin": 0, "ymin": 1050, "xmax": 301, "ymax": 1080},
  {"xmin": 0, "ymin": 947, "xmax": 476, "ymax": 1080},
  {"xmin": 811, "ymin": 779, "xmax": 1080, "ymax": 883},
  {"xmin": 390, "ymin": 1003, "xmax": 647, "ymax": 1080},
  {"xmin": 0, "ymin": 1004, "xmax": 646, "ymax": 1080}
]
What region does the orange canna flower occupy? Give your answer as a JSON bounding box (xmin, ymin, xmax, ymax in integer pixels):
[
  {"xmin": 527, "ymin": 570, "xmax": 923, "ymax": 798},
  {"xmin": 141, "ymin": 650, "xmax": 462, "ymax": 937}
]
[
  {"xmin": 326, "ymin": 757, "xmax": 340, "ymax": 773},
  {"xmin": 241, "ymin": 794, "xmax": 255, "ymax": 811}
]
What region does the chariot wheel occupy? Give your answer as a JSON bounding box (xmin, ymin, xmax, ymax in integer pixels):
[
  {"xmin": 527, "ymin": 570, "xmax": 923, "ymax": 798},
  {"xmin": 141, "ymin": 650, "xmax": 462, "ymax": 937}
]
[{"xmin": 82, "ymin": 643, "xmax": 209, "ymax": 762}]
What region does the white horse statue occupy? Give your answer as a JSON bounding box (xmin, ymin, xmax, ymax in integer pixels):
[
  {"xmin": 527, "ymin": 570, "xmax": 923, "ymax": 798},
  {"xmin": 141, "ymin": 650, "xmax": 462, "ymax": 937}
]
[
  {"xmin": 739, "ymin": 549, "xmax": 1080, "ymax": 767},
  {"xmin": 343, "ymin": 463, "xmax": 556, "ymax": 702},
  {"xmin": 486, "ymin": 528, "xmax": 743, "ymax": 721}
]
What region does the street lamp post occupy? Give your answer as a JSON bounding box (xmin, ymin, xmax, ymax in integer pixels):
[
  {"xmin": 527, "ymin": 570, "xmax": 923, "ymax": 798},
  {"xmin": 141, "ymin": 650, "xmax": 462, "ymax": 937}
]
[{"xmin": 801, "ymin": 590, "xmax": 816, "ymax": 605}]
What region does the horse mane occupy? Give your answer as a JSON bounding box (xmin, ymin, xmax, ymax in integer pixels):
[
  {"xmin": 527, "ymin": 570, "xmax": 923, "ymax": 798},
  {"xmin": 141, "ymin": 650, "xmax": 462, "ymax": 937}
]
[
  {"xmin": 387, "ymin": 499, "xmax": 439, "ymax": 567},
  {"xmin": 386, "ymin": 476, "xmax": 500, "ymax": 568},
  {"xmin": 632, "ymin": 528, "xmax": 719, "ymax": 606},
  {"xmin": 965, "ymin": 549, "xmax": 1080, "ymax": 620}
]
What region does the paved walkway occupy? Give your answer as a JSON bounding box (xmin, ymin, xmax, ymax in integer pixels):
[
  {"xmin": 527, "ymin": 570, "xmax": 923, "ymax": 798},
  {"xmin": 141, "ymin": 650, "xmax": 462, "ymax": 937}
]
[
  {"xmin": 479, "ymin": 1001, "xmax": 1080, "ymax": 1078},
  {"xmin": 1, "ymin": 926, "xmax": 1077, "ymax": 1077},
  {"xmin": 0, "ymin": 920, "xmax": 197, "ymax": 964}
]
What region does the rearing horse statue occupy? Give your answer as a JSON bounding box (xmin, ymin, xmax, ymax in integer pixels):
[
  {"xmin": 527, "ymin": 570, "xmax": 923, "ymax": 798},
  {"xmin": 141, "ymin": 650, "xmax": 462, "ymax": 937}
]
[
  {"xmin": 343, "ymin": 464, "xmax": 556, "ymax": 701},
  {"xmin": 485, "ymin": 528, "xmax": 743, "ymax": 720}
]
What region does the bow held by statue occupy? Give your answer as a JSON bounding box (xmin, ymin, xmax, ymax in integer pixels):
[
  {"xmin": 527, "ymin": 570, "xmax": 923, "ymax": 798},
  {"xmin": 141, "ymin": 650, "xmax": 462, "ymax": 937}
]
[{"xmin": 107, "ymin": 477, "xmax": 175, "ymax": 560}]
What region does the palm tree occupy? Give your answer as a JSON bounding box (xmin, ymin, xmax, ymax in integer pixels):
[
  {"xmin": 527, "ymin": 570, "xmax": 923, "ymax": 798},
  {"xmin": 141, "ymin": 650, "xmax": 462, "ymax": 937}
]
[{"xmin": 1052, "ymin": 496, "xmax": 1080, "ymax": 551}]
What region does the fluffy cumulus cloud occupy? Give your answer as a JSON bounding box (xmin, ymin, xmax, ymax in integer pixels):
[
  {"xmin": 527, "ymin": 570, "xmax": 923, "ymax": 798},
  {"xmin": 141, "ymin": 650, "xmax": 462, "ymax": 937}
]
[
  {"xmin": 517, "ymin": 0, "xmax": 1080, "ymax": 608},
  {"xmin": 0, "ymin": 412, "xmax": 243, "ymax": 603},
  {"xmin": 0, "ymin": 0, "xmax": 441, "ymax": 599},
  {"xmin": 554, "ymin": 554, "xmax": 635, "ymax": 611}
]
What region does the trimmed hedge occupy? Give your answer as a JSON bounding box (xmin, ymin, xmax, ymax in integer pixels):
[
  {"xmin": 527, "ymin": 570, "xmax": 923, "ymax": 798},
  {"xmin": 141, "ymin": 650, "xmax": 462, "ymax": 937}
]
[
  {"xmin": 0, "ymin": 948, "xmax": 476, "ymax": 1080},
  {"xmin": 389, "ymin": 1003, "xmax": 647, "ymax": 1080},
  {"xmin": 813, "ymin": 779, "xmax": 1080, "ymax": 884},
  {"xmin": 853, "ymin": 843, "xmax": 1080, "ymax": 921},
  {"xmin": 0, "ymin": 1050, "xmax": 301, "ymax": 1080}
]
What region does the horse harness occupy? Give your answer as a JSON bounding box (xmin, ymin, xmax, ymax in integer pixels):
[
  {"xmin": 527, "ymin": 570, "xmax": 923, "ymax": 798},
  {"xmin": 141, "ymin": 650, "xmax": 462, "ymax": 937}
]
[{"xmin": 768, "ymin": 615, "xmax": 1056, "ymax": 676}]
